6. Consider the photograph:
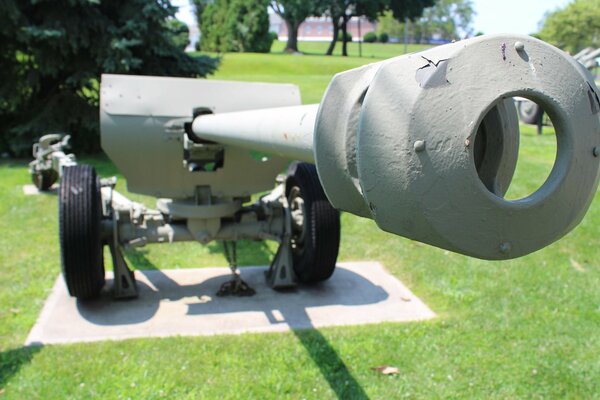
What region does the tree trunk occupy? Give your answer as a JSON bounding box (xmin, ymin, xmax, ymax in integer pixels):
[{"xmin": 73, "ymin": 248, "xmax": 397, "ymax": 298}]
[
  {"xmin": 341, "ymin": 17, "xmax": 349, "ymax": 57},
  {"xmin": 284, "ymin": 19, "xmax": 299, "ymax": 53},
  {"xmin": 326, "ymin": 17, "xmax": 340, "ymax": 56}
]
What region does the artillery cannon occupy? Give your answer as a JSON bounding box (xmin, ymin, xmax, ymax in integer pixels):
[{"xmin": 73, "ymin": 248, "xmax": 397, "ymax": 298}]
[
  {"xmin": 49, "ymin": 34, "xmax": 600, "ymax": 300},
  {"xmin": 29, "ymin": 133, "xmax": 76, "ymax": 190}
]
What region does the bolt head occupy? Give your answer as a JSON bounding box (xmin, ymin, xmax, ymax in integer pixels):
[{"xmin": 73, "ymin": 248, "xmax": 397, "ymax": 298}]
[
  {"xmin": 593, "ymin": 146, "xmax": 600, "ymax": 157},
  {"xmin": 499, "ymin": 242, "xmax": 512, "ymax": 254},
  {"xmin": 414, "ymin": 140, "xmax": 426, "ymax": 152},
  {"xmin": 515, "ymin": 41, "xmax": 525, "ymax": 51}
]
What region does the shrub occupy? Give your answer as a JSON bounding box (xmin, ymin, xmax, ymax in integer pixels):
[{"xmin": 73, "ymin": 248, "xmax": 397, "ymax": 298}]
[
  {"xmin": 363, "ymin": 32, "xmax": 377, "ymax": 43},
  {"xmin": 379, "ymin": 32, "xmax": 389, "ymax": 43}
]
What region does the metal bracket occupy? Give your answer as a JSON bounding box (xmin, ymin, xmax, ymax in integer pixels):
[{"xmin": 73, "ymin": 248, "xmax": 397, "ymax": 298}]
[
  {"xmin": 108, "ymin": 243, "xmax": 138, "ymax": 299},
  {"xmin": 108, "ymin": 189, "xmax": 138, "ymax": 299},
  {"xmin": 265, "ymin": 198, "xmax": 297, "ymax": 289},
  {"xmin": 217, "ymin": 241, "xmax": 256, "ymax": 297}
]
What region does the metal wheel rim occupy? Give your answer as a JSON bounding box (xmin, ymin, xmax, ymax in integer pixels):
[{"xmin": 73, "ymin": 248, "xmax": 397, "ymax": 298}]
[
  {"xmin": 520, "ymin": 100, "xmax": 539, "ymax": 117},
  {"xmin": 288, "ymin": 185, "xmax": 306, "ymax": 255}
]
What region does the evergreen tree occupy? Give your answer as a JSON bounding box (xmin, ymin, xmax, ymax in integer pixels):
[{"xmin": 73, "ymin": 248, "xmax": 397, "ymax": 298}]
[{"xmin": 0, "ymin": 0, "xmax": 218, "ymax": 156}]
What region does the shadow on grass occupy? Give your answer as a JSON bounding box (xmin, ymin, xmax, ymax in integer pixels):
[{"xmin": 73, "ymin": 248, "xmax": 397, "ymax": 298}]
[
  {"xmin": 0, "ymin": 346, "xmax": 42, "ymax": 389},
  {"xmin": 293, "ymin": 327, "xmax": 369, "ymax": 399},
  {"xmin": 205, "ymin": 240, "xmax": 275, "ymax": 266},
  {"xmin": 124, "ymin": 240, "xmax": 274, "ymax": 270},
  {"xmin": 86, "ymin": 249, "xmax": 373, "ymax": 398}
]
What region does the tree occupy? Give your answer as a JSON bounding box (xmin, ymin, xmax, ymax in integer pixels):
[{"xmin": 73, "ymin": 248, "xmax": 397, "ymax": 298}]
[
  {"xmin": 200, "ymin": 0, "xmax": 274, "ymax": 53},
  {"xmin": 376, "ymin": 11, "xmax": 407, "ymax": 39},
  {"xmin": 191, "ymin": 0, "xmax": 212, "ymax": 24},
  {"xmin": 323, "ymin": 0, "xmax": 383, "ymax": 56},
  {"xmin": 0, "ymin": 0, "xmax": 218, "ymax": 156},
  {"xmin": 414, "ymin": 0, "xmax": 475, "ymax": 42},
  {"xmin": 324, "ymin": 0, "xmax": 434, "ymax": 56},
  {"xmin": 166, "ymin": 18, "xmax": 191, "ymax": 50},
  {"xmin": 538, "ymin": 0, "xmax": 600, "ymax": 53},
  {"xmin": 270, "ymin": 0, "xmax": 324, "ymax": 53},
  {"xmin": 376, "ymin": 0, "xmax": 474, "ymax": 43},
  {"xmin": 324, "ymin": 1, "xmax": 344, "ymax": 55},
  {"xmin": 190, "ymin": 0, "xmax": 213, "ymax": 47},
  {"xmin": 386, "ymin": 0, "xmax": 438, "ymax": 23}
]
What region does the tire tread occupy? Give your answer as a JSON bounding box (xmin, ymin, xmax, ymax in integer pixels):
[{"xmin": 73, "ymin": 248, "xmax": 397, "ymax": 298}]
[
  {"xmin": 287, "ymin": 162, "xmax": 340, "ymax": 283},
  {"xmin": 59, "ymin": 165, "xmax": 105, "ymax": 299}
]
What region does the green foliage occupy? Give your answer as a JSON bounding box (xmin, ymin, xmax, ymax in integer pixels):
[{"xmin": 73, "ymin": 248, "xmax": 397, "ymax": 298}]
[
  {"xmin": 414, "ymin": 0, "xmax": 475, "ymax": 41},
  {"xmin": 336, "ymin": 31, "xmax": 353, "ymax": 42},
  {"xmin": 378, "ymin": 0, "xmax": 475, "ymax": 43},
  {"xmin": 323, "ymin": 0, "xmax": 433, "ymax": 56},
  {"xmin": 363, "ymin": 31, "xmax": 377, "ymax": 43},
  {"xmin": 200, "ymin": 0, "xmax": 274, "ymax": 53},
  {"xmin": 379, "ymin": 32, "xmax": 390, "ymax": 43},
  {"xmin": 0, "ymin": 0, "xmax": 218, "ymax": 157},
  {"xmin": 538, "ymin": 0, "xmax": 600, "ymax": 53},
  {"xmin": 191, "ymin": 0, "xmax": 211, "ymax": 27},
  {"xmin": 271, "ymin": 0, "xmax": 325, "ymax": 52},
  {"xmin": 166, "ymin": 18, "xmax": 191, "ymax": 50},
  {"xmin": 386, "ymin": 0, "xmax": 436, "ymax": 21},
  {"xmin": 376, "ymin": 11, "xmax": 406, "ymax": 38}
]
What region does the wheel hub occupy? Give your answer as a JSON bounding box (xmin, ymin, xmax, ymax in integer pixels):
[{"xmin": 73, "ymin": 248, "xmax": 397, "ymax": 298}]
[{"xmin": 288, "ymin": 186, "xmax": 306, "ymax": 254}]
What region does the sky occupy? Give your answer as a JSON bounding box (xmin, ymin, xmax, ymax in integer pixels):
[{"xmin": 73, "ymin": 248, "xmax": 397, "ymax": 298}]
[
  {"xmin": 172, "ymin": 0, "xmax": 196, "ymax": 26},
  {"xmin": 172, "ymin": 0, "xmax": 573, "ymax": 36},
  {"xmin": 471, "ymin": 0, "xmax": 571, "ymax": 36}
]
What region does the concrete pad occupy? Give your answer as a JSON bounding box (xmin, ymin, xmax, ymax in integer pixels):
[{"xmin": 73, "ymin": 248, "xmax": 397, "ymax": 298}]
[
  {"xmin": 26, "ymin": 262, "xmax": 435, "ymax": 345},
  {"xmin": 22, "ymin": 184, "xmax": 58, "ymax": 195}
]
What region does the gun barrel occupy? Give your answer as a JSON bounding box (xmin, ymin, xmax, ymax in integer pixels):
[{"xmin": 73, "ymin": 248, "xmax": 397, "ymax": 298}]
[
  {"xmin": 312, "ymin": 34, "xmax": 600, "ymax": 260},
  {"xmin": 192, "ymin": 104, "xmax": 317, "ymax": 163},
  {"xmin": 189, "ymin": 34, "xmax": 600, "ymax": 260},
  {"xmin": 102, "ymin": 34, "xmax": 600, "ymax": 261}
]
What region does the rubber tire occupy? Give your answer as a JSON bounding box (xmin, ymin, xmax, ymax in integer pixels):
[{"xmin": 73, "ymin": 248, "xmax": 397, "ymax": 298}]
[
  {"xmin": 59, "ymin": 165, "xmax": 105, "ymax": 299},
  {"xmin": 518, "ymin": 100, "xmax": 543, "ymax": 125},
  {"xmin": 286, "ymin": 162, "xmax": 340, "ymax": 283},
  {"xmin": 32, "ymin": 169, "xmax": 58, "ymax": 191}
]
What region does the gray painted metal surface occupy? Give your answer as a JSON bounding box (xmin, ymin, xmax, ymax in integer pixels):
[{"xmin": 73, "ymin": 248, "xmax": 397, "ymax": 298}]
[
  {"xmin": 97, "ymin": 34, "xmax": 599, "ymax": 265},
  {"xmin": 100, "ymin": 75, "xmax": 301, "ymax": 199},
  {"xmin": 192, "ymin": 104, "xmax": 317, "ymax": 163},
  {"xmin": 28, "ymin": 134, "xmax": 76, "ymax": 186},
  {"xmin": 314, "ymin": 34, "xmax": 600, "ymax": 260}
]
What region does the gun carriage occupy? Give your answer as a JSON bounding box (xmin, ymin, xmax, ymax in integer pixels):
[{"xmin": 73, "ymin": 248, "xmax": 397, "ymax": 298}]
[{"xmin": 32, "ymin": 35, "xmax": 600, "ymax": 299}]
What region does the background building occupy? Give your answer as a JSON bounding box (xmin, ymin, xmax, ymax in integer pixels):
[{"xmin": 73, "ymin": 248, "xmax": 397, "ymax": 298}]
[{"xmin": 270, "ymin": 14, "xmax": 377, "ymax": 42}]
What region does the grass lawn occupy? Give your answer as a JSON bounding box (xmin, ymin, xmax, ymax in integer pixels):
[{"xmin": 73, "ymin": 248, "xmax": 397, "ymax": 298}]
[
  {"xmin": 195, "ymin": 40, "xmax": 432, "ymax": 104},
  {"xmin": 269, "ymin": 40, "xmax": 432, "ymax": 59},
  {"xmin": 1, "ymin": 44, "xmax": 599, "ymax": 398}
]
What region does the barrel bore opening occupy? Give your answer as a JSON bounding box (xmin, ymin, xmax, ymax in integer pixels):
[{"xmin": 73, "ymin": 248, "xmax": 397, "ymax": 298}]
[{"xmin": 473, "ymin": 97, "xmax": 557, "ymax": 201}]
